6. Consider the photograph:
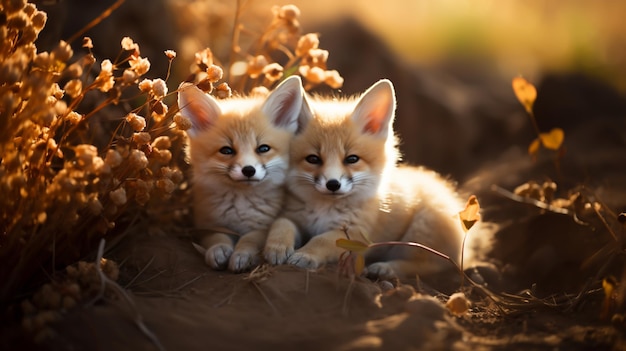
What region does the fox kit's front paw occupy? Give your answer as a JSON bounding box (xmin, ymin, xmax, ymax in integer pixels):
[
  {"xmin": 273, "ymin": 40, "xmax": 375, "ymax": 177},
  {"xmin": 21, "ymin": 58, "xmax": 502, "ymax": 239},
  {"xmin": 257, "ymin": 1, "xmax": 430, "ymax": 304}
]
[
  {"xmin": 229, "ymin": 249, "xmax": 259, "ymax": 273},
  {"xmin": 264, "ymin": 242, "xmax": 294, "ymax": 265},
  {"xmin": 363, "ymin": 262, "xmax": 397, "ymax": 280},
  {"xmin": 287, "ymin": 252, "xmax": 323, "ymax": 270},
  {"xmin": 205, "ymin": 243, "xmax": 233, "ymax": 270}
]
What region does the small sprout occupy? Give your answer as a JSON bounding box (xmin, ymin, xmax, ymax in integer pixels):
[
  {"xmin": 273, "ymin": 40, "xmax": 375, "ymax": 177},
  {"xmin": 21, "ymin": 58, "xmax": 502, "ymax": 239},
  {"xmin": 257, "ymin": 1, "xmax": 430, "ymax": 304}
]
[
  {"xmin": 446, "ymin": 292, "xmax": 470, "ymax": 316},
  {"xmin": 601, "ymin": 276, "xmax": 618, "ymax": 320},
  {"xmin": 336, "ymin": 238, "xmax": 370, "ymax": 254},
  {"xmin": 458, "ymin": 195, "xmax": 480, "ymax": 232},
  {"xmin": 539, "ymin": 128, "xmax": 565, "ymax": 150},
  {"xmin": 512, "ymin": 76, "xmax": 537, "ymax": 115},
  {"xmin": 528, "ymin": 138, "xmax": 541, "ymax": 157}
]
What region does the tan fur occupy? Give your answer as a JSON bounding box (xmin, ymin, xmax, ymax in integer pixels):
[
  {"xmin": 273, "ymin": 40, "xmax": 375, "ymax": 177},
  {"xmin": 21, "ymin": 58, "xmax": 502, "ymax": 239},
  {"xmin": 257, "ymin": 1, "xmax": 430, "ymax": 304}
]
[
  {"xmin": 178, "ymin": 77, "xmax": 304, "ymax": 272},
  {"xmin": 264, "ymin": 80, "xmax": 465, "ymax": 279}
]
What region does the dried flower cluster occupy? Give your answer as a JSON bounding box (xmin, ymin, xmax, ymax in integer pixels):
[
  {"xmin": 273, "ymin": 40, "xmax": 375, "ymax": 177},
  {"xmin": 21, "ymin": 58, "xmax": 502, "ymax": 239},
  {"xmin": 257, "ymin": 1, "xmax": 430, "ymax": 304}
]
[
  {"xmin": 20, "ymin": 259, "xmax": 120, "ymax": 342},
  {"xmin": 0, "ymin": 0, "xmax": 187, "ymax": 307},
  {"xmin": 186, "ymin": 4, "xmax": 343, "ymax": 94},
  {"xmin": 1, "ymin": 1, "xmax": 344, "ymax": 330}
]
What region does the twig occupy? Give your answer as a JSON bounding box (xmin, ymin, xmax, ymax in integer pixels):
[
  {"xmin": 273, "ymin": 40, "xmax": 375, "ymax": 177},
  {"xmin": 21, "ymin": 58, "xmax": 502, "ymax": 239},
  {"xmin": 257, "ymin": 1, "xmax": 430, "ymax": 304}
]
[
  {"xmin": 124, "ymin": 256, "xmax": 155, "ymax": 288},
  {"xmin": 89, "ymin": 239, "xmax": 166, "ymax": 351},
  {"xmin": 226, "ymin": 0, "xmax": 244, "ymax": 83},
  {"xmin": 252, "ymin": 281, "xmax": 280, "ymax": 316},
  {"xmin": 342, "ymin": 276, "xmax": 355, "ymax": 317},
  {"xmin": 66, "ymin": 0, "xmax": 126, "ymax": 45},
  {"xmin": 491, "ymin": 184, "xmax": 588, "ymax": 225},
  {"xmin": 305, "ymin": 269, "xmax": 310, "ymax": 295}
]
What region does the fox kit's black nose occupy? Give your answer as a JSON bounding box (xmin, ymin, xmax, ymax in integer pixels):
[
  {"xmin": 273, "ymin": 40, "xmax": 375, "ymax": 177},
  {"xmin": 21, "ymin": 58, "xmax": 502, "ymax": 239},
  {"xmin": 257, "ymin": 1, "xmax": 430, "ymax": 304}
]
[
  {"xmin": 326, "ymin": 179, "xmax": 341, "ymax": 192},
  {"xmin": 242, "ymin": 165, "xmax": 256, "ymax": 178}
]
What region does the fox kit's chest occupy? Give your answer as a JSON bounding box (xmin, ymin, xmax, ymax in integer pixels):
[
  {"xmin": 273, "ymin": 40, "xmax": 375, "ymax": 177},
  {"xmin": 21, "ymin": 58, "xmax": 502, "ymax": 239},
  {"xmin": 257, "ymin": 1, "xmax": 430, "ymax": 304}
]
[
  {"xmin": 194, "ymin": 184, "xmax": 283, "ymax": 234},
  {"xmin": 284, "ymin": 195, "xmax": 376, "ymax": 238}
]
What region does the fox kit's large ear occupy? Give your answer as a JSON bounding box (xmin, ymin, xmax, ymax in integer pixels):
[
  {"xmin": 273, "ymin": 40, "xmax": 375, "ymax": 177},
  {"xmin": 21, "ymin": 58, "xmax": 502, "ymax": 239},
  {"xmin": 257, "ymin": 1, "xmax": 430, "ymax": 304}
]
[
  {"xmin": 261, "ymin": 75, "xmax": 305, "ymax": 133},
  {"xmin": 177, "ymin": 82, "xmax": 221, "ymax": 137},
  {"xmin": 297, "ymin": 95, "xmax": 314, "ymax": 134},
  {"xmin": 351, "ymin": 79, "xmax": 396, "ymax": 138}
]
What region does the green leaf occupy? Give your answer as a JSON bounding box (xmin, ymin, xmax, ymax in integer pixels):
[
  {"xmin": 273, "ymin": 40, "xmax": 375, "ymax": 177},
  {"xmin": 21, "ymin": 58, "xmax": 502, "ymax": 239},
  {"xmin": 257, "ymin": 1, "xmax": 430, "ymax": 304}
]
[{"xmin": 336, "ymin": 238, "xmax": 370, "ymax": 254}]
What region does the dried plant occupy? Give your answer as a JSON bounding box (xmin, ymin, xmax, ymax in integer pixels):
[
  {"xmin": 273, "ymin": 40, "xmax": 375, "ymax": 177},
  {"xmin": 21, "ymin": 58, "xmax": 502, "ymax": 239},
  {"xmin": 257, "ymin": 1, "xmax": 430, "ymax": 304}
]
[
  {"xmin": 0, "ymin": 0, "xmax": 191, "ymax": 307},
  {"xmin": 0, "ymin": 1, "xmax": 344, "ymax": 325}
]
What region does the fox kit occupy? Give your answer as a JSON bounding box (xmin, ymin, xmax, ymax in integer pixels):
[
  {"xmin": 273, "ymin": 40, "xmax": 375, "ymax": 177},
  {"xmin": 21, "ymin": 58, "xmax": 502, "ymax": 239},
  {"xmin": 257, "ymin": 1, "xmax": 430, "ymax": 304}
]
[
  {"xmin": 178, "ymin": 76, "xmax": 305, "ymax": 272},
  {"xmin": 264, "ymin": 79, "xmax": 466, "ymax": 279}
]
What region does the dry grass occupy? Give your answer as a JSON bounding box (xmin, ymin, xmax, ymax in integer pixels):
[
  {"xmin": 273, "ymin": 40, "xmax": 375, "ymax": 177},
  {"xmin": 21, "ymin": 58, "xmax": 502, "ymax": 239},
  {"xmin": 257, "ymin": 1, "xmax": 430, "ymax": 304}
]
[{"xmin": 0, "ymin": 0, "xmax": 342, "ymax": 311}]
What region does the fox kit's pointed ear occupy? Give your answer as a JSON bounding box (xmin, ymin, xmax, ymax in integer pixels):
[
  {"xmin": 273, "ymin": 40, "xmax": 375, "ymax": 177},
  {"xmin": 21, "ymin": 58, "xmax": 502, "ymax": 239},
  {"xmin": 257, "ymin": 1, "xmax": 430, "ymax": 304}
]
[
  {"xmin": 351, "ymin": 79, "xmax": 396, "ymax": 138},
  {"xmin": 261, "ymin": 75, "xmax": 305, "ymax": 133},
  {"xmin": 297, "ymin": 95, "xmax": 314, "ymax": 134},
  {"xmin": 177, "ymin": 82, "xmax": 221, "ymax": 137}
]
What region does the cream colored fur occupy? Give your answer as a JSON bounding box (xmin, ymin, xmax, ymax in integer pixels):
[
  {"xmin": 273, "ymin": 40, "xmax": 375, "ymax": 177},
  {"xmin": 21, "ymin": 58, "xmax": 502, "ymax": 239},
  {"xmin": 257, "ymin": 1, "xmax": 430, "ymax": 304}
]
[
  {"xmin": 264, "ymin": 79, "xmax": 466, "ymax": 279},
  {"xmin": 178, "ymin": 76, "xmax": 305, "ymax": 272}
]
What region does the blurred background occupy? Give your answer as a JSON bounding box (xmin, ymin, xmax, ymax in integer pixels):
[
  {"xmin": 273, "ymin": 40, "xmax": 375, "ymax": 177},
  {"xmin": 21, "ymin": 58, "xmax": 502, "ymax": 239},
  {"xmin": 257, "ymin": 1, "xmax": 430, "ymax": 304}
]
[{"xmin": 37, "ymin": 0, "xmax": 626, "ymax": 184}]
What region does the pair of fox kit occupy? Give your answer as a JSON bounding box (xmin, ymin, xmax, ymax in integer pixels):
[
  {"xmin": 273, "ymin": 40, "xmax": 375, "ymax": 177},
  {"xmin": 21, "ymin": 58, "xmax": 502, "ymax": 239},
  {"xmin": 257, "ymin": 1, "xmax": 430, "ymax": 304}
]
[{"xmin": 178, "ymin": 76, "xmax": 465, "ymax": 279}]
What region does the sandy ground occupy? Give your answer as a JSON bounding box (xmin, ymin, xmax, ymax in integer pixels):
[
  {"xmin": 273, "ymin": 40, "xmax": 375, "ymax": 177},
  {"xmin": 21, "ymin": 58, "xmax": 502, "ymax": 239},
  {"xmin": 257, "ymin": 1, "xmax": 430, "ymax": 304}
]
[
  {"xmin": 3, "ymin": 3, "xmax": 626, "ymax": 349},
  {"xmin": 8, "ymin": 227, "xmax": 619, "ymax": 351}
]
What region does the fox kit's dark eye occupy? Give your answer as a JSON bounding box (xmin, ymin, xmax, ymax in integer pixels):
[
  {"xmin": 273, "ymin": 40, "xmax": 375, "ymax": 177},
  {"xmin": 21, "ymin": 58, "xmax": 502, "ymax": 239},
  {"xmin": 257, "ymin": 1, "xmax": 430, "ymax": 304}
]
[
  {"xmin": 219, "ymin": 146, "xmax": 235, "ymax": 155},
  {"xmin": 305, "ymin": 154, "xmax": 322, "ymax": 164},
  {"xmin": 257, "ymin": 144, "xmax": 271, "ymax": 153},
  {"xmin": 345, "ymin": 155, "xmax": 359, "ymax": 164}
]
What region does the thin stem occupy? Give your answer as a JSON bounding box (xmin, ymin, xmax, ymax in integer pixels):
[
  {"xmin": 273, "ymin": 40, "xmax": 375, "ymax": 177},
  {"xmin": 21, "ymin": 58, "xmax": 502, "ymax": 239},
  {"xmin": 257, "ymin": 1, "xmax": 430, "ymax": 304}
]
[
  {"xmin": 527, "ymin": 111, "xmax": 542, "ymax": 139},
  {"xmin": 226, "ymin": 0, "xmax": 244, "ymax": 83},
  {"xmin": 66, "ymin": 0, "xmax": 126, "ymax": 45}
]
